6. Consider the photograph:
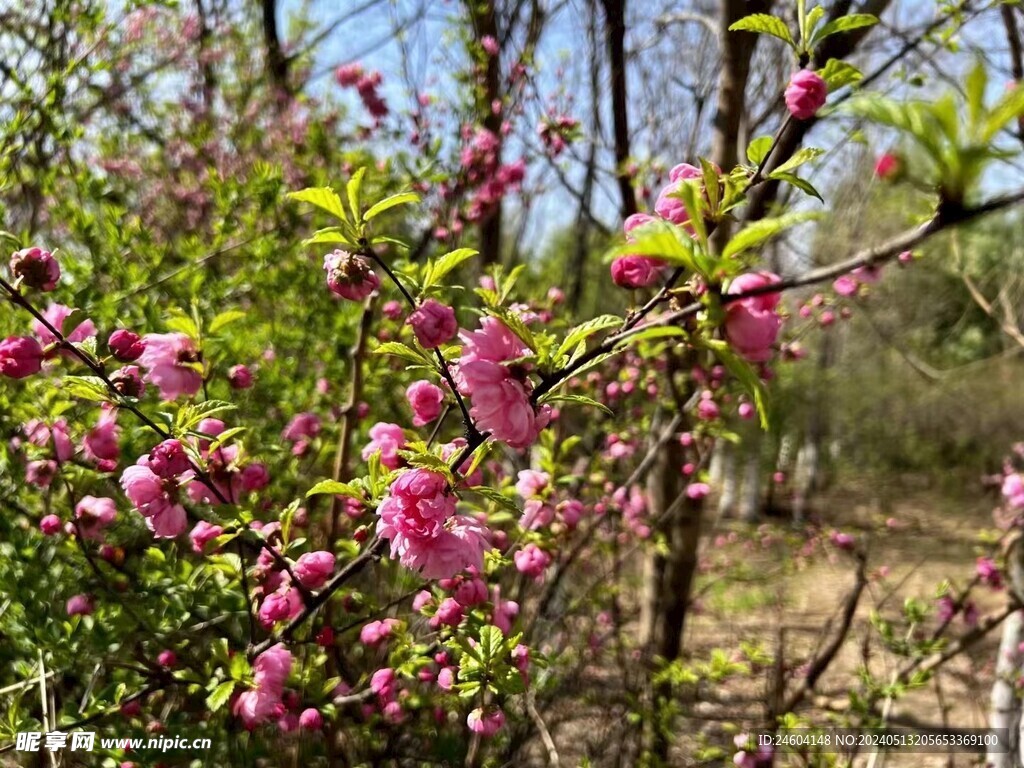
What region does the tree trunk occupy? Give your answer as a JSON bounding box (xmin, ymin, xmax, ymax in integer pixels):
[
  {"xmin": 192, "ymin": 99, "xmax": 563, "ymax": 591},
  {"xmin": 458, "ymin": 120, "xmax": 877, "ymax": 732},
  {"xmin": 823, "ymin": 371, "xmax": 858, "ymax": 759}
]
[
  {"xmin": 599, "ymin": 0, "xmax": 637, "ymax": 218},
  {"xmin": 989, "ymin": 610, "xmax": 1023, "ymax": 768}
]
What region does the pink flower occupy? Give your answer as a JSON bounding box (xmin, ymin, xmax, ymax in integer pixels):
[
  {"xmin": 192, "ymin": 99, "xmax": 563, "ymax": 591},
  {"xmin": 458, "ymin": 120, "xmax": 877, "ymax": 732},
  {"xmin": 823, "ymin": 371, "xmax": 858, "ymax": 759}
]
[
  {"xmin": 66, "ymin": 594, "xmax": 94, "ymax": 616},
  {"xmin": 148, "ymin": 439, "xmax": 191, "ymax": 478},
  {"xmin": 431, "ymin": 597, "xmax": 465, "ymax": 628},
  {"xmin": 228, "ymin": 364, "xmax": 253, "ymax": 389},
  {"xmin": 299, "ymin": 708, "xmax": 323, "ymax": 730},
  {"xmin": 33, "ymin": 304, "xmax": 96, "ymax": 349},
  {"xmin": 120, "ymin": 462, "xmax": 187, "ymax": 538},
  {"xmin": 459, "ymin": 361, "xmax": 548, "ymax": 449},
  {"xmin": 457, "ymin": 317, "xmax": 528, "ymax": 366},
  {"xmin": 406, "ymin": 380, "xmax": 445, "ymax": 426},
  {"xmin": 382, "ymin": 300, "xmax": 404, "ymax": 320},
  {"xmin": 724, "ymin": 272, "xmax": 783, "ymax": 362},
  {"xmin": 361, "ymin": 422, "xmax": 406, "ymax": 470},
  {"xmin": 0, "ymin": 336, "xmax": 43, "ymax": 378},
  {"xmin": 467, "ymin": 706, "xmax": 505, "ymax": 737},
  {"xmin": 26, "ymin": 459, "xmax": 57, "ymax": 488},
  {"xmin": 685, "ymin": 483, "xmax": 710, "ymax": 500},
  {"xmin": 610, "ymin": 255, "xmax": 664, "ymax": 289},
  {"xmin": 10, "ymin": 247, "xmax": 60, "ymax": 291},
  {"xmin": 874, "ymin": 153, "xmax": 901, "ymax": 180},
  {"xmin": 832, "ymin": 275, "xmax": 858, "ymax": 296},
  {"xmin": 696, "ymin": 397, "xmax": 719, "ymax": 421},
  {"xmin": 294, "ymin": 551, "xmax": 335, "ymax": 589},
  {"xmin": 977, "ymin": 557, "xmax": 1003, "ymax": 589},
  {"xmin": 623, "ymin": 212, "xmax": 655, "ymax": 237},
  {"xmin": 514, "ymin": 544, "xmax": 551, "ymax": 578},
  {"xmin": 371, "ymin": 668, "xmax": 396, "ymax": 699},
  {"xmin": 157, "ymin": 650, "xmax": 176, "ymax": 668},
  {"xmin": 785, "ymin": 69, "xmax": 827, "ymax": 120},
  {"xmin": 437, "ymin": 667, "xmax": 456, "ymax": 690},
  {"xmin": 359, "ymin": 618, "xmax": 400, "ymax": 646},
  {"xmin": 138, "ymin": 333, "xmax": 202, "ymax": 400},
  {"xmin": 240, "ymin": 462, "xmax": 270, "ymax": 492},
  {"xmin": 377, "ymin": 468, "xmax": 456, "ymax": 542},
  {"xmin": 324, "ymin": 250, "xmax": 379, "ymax": 300},
  {"xmin": 111, "ymin": 365, "xmax": 145, "ymax": 398},
  {"xmin": 234, "ymin": 644, "xmax": 292, "ymax": 728},
  {"xmin": 189, "ymin": 520, "xmax": 223, "ymax": 553},
  {"xmin": 75, "ymin": 496, "xmax": 117, "ymax": 540},
  {"xmin": 480, "ymin": 35, "xmax": 499, "ymax": 56},
  {"xmin": 515, "ymin": 470, "xmax": 549, "ymax": 499},
  {"xmin": 234, "ymin": 689, "xmax": 285, "ymax": 729},
  {"xmin": 395, "ymin": 516, "xmax": 491, "ymax": 579},
  {"xmin": 335, "ymin": 62, "xmax": 363, "ymax": 87},
  {"xmin": 738, "ymin": 402, "xmax": 755, "ymax": 420},
  {"xmin": 408, "ymin": 300, "xmax": 458, "ymax": 349},
  {"xmin": 84, "ymin": 408, "xmax": 120, "ymax": 466},
  {"xmin": 108, "ymin": 330, "xmax": 144, "ymax": 361},
  {"xmin": 40, "ymin": 514, "xmax": 62, "ymax": 535},
  {"xmin": 830, "ymin": 531, "xmax": 856, "ymax": 551},
  {"xmin": 376, "ymin": 470, "xmax": 490, "ymax": 578},
  {"xmin": 259, "ymin": 587, "xmax": 302, "ymax": 627},
  {"xmin": 282, "ymin": 412, "xmax": 320, "ymax": 445}
]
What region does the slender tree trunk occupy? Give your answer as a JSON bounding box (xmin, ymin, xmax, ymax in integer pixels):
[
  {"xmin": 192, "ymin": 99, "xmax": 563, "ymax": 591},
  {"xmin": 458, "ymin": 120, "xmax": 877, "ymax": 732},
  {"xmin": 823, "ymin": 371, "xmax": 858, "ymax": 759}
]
[
  {"xmin": 989, "ymin": 610, "xmax": 1023, "ymax": 768},
  {"xmin": 600, "ymin": 0, "xmax": 637, "ymax": 217},
  {"xmin": 466, "ymin": 0, "xmax": 503, "ymax": 263},
  {"xmin": 262, "ymin": 0, "xmax": 290, "ymax": 93}
]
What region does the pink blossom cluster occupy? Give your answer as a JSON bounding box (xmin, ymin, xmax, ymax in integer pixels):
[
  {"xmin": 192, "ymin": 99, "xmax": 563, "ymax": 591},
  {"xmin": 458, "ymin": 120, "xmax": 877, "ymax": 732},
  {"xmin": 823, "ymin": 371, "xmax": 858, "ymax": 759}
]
[
  {"xmin": 234, "ymin": 644, "xmax": 293, "ymax": 728},
  {"xmin": 455, "ymin": 316, "xmax": 550, "ymax": 449},
  {"xmin": 375, "ymin": 468, "xmax": 491, "ymax": 579},
  {"xmin": 537, "ymin": 114, "xmax": 579, "ymax": 157},
  {"xmin": 611, "ymin": 162, "xmax": 707, "ymax": 289},
  {"xmin": 334, "ymin": 62, "xmax": 389, "ymax": 120}
]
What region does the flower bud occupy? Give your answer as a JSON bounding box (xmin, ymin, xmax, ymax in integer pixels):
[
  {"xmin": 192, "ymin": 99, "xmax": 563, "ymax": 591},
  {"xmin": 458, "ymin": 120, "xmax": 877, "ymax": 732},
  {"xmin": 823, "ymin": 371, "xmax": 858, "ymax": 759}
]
[{"xmin": 10, "ymin": 247, "xmax": 60, "ymax": 291}]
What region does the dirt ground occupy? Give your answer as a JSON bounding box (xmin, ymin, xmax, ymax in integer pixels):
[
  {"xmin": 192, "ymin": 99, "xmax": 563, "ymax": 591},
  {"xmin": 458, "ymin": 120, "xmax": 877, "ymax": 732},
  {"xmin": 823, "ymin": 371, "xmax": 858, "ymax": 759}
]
[{"xmin": 525, "ymin": 478, "xmax": 1011, "ymax": 767}]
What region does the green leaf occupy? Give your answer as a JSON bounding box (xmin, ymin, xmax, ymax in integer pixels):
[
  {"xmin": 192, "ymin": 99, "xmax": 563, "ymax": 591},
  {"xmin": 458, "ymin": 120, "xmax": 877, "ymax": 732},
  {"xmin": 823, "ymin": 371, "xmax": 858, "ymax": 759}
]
[
  {"xmin": 818, "ymin": 59, "xmax": 863, "ymax": 90},
  {"xmin": 302, "ymin": 227, "xmax": 355, "ymax": 247},
  {"xmin": 617, "ymin": 326, "xmax": 687, "ymax": 348},
  {"xmin": 363, "ymin": 192, "xmax": 420, "ymax": 221},
  {"xmin": 346, "ymin": 168, "xmax": 366, "ymax": 221},
  {"xmin": 608, "ymin": 219, "xmax": 702, "ymax": 273},
  {"xmin": 770, "ymin": 147, "xmax": 825, "ymax": 176},
  {"xmin": 964, "ymin": 60, "xmax": 987, "ymax": 130},
  {"xmin": 469, "ymin": 486, "xmax": 521, "ymax": 514},
  {"xmin": 557, "ymin": 315, "xmax": 621, "ymax": 358},
  {"xmin": 769, "ymin": 172, "xmax": 823, "ymax": 202},
  {"xmin": 288, "ymin": 188, "xmax": 349, "ymax": 223},
  {"xmin": 803, "ymin": 5, "xmax": 825, "ymax": 46},
  {"xmin": 478, "ymin": 624, "xmax": 503, "ymax": 663},
  {"xmin": 982, "ymin": 82, "xmax": 1024, "ymax": 141},
  {"xmin": 427, "ymin": 248, "xmax": 478, "ymax": 286},
  {"xmin": 729, "ymin": 14, "xmax": 795, "ymax": 47},
  {"xmin": 722, "ymin": 211, "xmax": 821, "ymax": 259},
  {"xmin": 209, "ymin": 310, "xmax": 246, "ymax": 334},
  {"xmin": 706, "ymin": 340, "xmax": 770, "ymax": 428},
  {"xmin": 541, "ymin": 394, "xmax": 613, "ymax": 416},
  {"xmin": 746, "ymin": 136, "xmax": 773, "ymax": 166},
  {"xmin": 488, "ymin": 309, "xmax": 537, "ymax": 352},
  {"xmin": 206, "ymin": 680, "xmax": 235, "ymax": 712},
  {"xmin": 809, "ymin": 13, "xmax": 878, "ymax": 48},
  {"xmin": 306, "ymin": 480, "xmax": 364, "ymax": 499},
  {"xmin": 62, "ymin": 376, "xmax": 111, "ymax": 403},
  {"xmin": 374, "ymin": 341, "xmax": 431, "ymax": 366}
]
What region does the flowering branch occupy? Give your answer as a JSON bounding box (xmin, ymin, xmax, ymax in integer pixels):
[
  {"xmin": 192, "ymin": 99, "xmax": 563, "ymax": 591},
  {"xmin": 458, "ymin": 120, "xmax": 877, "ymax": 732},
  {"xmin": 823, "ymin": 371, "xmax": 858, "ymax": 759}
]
[{"xmin": 0, "ymin": 274, "xmax": 314, "ymax": 606}]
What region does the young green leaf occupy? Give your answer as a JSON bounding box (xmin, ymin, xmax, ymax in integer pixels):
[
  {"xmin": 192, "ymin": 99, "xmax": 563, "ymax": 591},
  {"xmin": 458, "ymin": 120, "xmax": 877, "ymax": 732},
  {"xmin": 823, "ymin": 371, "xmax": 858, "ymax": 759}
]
[
  {"xmin": 729, "ymin": 14, "xmax": 795, "ymax": 48},
  {"xmin": 288, "ymin": 188, "xmax": 349, "ymax": 223},
  {"xmin": 746, "ymin": 136, "xmax": 774, "ymax": 166},
  {"xmin": 427, "ymin": 248, "xmax": 478, "ymax": 286},
  {"xmin": 808, "ymin": 13, "xmax": 878, "ymax": 49},
  {"xmin": 722, "ymin": 211, "xmax": 821, "ymax": 259},
  {"xmin": 306, "ymin": 480, "xmax": 364, "ymax": 499},
  {"xmin": 346, "ymin": 167, "xmax": 367, "ymax": 221},
  {"xmin": 363, "ymin": 192, "xmax": 420, "ymax": 222},
  {"xmin": 818, "ymin": 59, "xmax": 863, "ymax": 90}
]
